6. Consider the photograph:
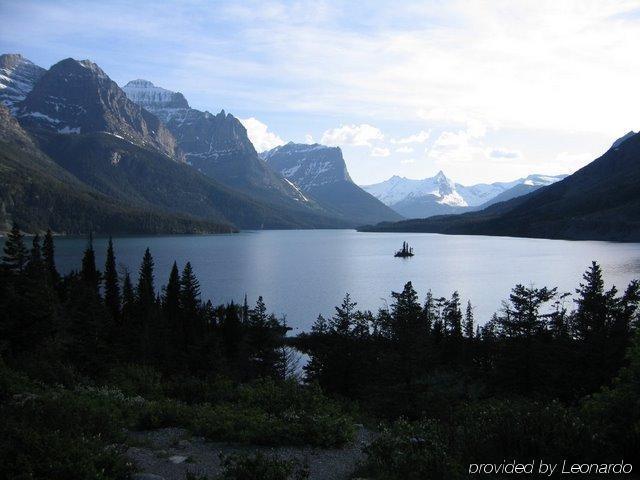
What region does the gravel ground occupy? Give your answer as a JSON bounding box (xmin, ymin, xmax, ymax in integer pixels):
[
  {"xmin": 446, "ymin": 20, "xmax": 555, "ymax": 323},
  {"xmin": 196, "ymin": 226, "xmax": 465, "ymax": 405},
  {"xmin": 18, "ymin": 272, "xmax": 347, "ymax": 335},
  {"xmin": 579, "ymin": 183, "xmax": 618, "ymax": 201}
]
[{"xmin": 126, "ymin": 426, "xmax": 374, "ymax": 480}]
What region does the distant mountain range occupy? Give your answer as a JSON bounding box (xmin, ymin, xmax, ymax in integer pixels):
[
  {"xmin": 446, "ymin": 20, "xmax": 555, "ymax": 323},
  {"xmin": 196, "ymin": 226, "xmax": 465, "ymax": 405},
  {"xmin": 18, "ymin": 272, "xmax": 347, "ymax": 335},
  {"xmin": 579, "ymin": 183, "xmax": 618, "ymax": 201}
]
[
  {"xmin": 2, "ymin": 52, "xmax": 636, "ymax": 240},
  {"xmin": 362, "ymin": 172, "xmax": 567, "ymax": 219},
  {"xmin": 360, "ymin": 132, "xmax": 640, "ymax": 242},
  {"xmin": 261, "ymin": 142, "xmax": 401, "ymax": 225},
  {"xmin": 0, "ymin": 53, "xmax": 399, "ymax": 233}
]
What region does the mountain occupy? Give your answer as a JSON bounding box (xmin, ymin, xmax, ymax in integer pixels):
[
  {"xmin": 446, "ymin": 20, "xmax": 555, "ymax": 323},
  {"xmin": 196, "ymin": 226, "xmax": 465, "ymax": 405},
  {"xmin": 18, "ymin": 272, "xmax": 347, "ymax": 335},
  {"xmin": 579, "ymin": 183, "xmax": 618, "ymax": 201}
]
[
  {"xmin": 0, "ymin": 104, "xmax": 233, "ymax": 234},
  {"xmin": 476, "ymin": 174, "xmax": 569, "ymax": 209},
  {"xmin": 0, "ymin": 54, "xmax": 46, "ymax": 111},
  {"xmin": 359, "ymin": 132, "xmax": 640, "ymax": 242},
  {"xmin": 261, "ymin": 142, "xmax": 402, "ymax": 225},
  {"xmin": 121, "ymin": 80, "xmax": 341, "ymax": 225},
  {"xmin": 362, "ymin": 172, "xmax": 566, "ymax": 218},
  {"xmin": 5, "ymin": 56, "xmax": 344, "ymax": 231},
  {"xmin": 16, "ymin": 59, "xmax": 180, "ymax": 158}
]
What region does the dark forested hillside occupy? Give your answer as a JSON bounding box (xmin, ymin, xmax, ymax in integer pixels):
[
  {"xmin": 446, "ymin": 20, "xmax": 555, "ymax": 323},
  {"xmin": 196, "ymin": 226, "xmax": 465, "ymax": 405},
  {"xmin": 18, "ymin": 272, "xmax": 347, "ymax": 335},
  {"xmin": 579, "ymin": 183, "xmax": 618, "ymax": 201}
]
[
  {"xmin": 361, "ymin": 133, "xmax": 640, "ymax": 241},
  {"xmin": 0, "ymin": 106, "xmax": 233, "ymax": 234},
  {"xmin": 31, "ymin": 130, "xmax": 336, "ymax": 230}
]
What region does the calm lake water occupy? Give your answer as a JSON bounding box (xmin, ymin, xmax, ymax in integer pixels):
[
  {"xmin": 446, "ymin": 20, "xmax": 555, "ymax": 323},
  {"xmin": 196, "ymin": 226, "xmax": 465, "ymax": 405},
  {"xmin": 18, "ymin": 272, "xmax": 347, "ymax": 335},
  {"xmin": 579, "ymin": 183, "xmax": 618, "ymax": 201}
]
[{"xmin": 33, "ymin": 230, "xmax": 640, "ymax": 332}]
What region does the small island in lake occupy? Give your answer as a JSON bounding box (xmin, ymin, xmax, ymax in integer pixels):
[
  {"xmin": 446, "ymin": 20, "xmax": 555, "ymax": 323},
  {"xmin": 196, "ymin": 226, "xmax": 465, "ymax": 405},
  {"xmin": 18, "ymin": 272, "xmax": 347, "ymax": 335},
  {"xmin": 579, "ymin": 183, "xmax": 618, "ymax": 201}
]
[{"xmin": 394, "ymin": 241, "xmax": 414, "ymax": 257}]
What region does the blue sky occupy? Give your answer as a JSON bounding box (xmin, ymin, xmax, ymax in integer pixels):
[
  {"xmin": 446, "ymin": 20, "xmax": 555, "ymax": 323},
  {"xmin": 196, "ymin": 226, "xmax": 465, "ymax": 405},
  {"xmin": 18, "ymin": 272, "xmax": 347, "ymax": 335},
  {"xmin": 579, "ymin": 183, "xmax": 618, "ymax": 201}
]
[{"xmin": 1, "ymin": 0, "xmax": 640, "ymax": 185}]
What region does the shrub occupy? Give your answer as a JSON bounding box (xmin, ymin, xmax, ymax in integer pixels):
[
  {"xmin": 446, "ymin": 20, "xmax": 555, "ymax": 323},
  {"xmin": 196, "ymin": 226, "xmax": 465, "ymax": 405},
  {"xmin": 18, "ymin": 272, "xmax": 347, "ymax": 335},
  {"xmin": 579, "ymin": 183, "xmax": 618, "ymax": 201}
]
[
  {"xmin": 105, "ymin": 364, "xmax": 164, "ymax": 400},
  {"xmin": 216, "ymin": 452, "xmax": 308, "ymax": 480},
  {"xmin": 359, "ymin": 419, "xmax": 458, "ymax": 480}
]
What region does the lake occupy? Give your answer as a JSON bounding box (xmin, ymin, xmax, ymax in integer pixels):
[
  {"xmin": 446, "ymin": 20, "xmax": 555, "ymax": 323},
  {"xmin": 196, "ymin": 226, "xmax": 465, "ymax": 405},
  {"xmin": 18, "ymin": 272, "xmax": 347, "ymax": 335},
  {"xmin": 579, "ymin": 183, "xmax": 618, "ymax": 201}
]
[{"xmin": 39, "ymin": 230, "xmax": 640, "ymax": 333}]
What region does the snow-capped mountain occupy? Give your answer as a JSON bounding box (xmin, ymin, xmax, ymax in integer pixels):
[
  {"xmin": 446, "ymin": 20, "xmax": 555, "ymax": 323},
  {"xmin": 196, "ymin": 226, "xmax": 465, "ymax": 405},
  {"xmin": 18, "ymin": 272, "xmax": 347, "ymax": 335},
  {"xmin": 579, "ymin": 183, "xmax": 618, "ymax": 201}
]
[
  {"xmin": 120, "ymin": 79, "xmax": 189, "ymax": 115},
  {"xmin": 261, "ymin": 142, "xmax": 352, "ymax": 189},
  {"xmin": 261, "ymin": 142, "xmax": 401, "ymax": 225},
  {"xmin": 0, "ymin": 54, "xmax": 46, "ymax": 110},
  {"xmin": 122, "ymin": 79, "xmax": 317, "ymax": 208},
  {"xmin": 362, "ymin": 171, "xmax": 466, "ymax": 207},
  {"xmin": 16, "ymin": 58, "xmax": 180, "ymax": 158},
  {"xmin": 362, "ymin": 172, "xmax": 567, "ymax": 219}
]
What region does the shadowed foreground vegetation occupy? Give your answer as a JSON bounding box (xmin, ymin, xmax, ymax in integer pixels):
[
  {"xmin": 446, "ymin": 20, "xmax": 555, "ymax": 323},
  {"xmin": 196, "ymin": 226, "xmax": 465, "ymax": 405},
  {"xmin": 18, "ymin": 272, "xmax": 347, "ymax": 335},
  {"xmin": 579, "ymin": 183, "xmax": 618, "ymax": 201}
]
[{"xmin": 1, "ymin": 223, "xmax": 639, "ymax": 479}]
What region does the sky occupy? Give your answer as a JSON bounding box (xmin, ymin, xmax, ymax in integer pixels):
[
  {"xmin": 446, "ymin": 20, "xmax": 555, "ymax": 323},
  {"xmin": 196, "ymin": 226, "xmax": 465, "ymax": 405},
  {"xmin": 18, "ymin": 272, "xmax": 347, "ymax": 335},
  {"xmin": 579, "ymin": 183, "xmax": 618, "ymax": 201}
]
[{"xmin": 1, "ymin": 0, "xmax": 639, "ymax": 185}]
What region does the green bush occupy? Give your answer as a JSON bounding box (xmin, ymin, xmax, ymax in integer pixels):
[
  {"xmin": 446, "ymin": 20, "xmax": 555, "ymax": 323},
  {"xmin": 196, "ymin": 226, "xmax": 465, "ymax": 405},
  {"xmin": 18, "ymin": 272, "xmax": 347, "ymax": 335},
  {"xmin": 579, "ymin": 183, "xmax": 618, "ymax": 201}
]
[
  {"xmin": 188, "ymin": 380, "xmax": 355, "ymax": 447},
  {"xmin": 104, "ymin": 364, "xmax": 164, "ymax": 400},
  {"xmin": 0, "ymin": 388, "xmax": 134, "ymax": 480},
  {"xmin": 216, "ymin": 452, "xmax": 308, "ymax": 480},
  {"xmin": 359, "ymin": 398, "xmax": 595, "ymax": 480},
  {"xmin": 359, "ymin": 419, "xmax": 458, "ymax": 480}
]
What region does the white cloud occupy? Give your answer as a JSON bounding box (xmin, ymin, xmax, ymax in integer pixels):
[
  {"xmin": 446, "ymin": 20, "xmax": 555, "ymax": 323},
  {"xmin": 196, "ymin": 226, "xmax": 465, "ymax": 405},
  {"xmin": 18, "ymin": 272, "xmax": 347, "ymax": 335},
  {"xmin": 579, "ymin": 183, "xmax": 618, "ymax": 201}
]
[
  {"xmin": 321, "ymin": 124, "xmax": 384, "ymax": 147},
  {"xmin": 392, "ymin": 130, "xmax": 431, "ymax": 144},
  {"xmin": 304, "ymin": 133, "xmax": 314, "ymax": 144},
  {"xmin": 239, "ymin": 117, "xmax": 285, "ymax": 152},
  {"xmin": 401, "ymin": 158, "xmax": 416, "ymax": 164},
  {"xmin": 487, "ymin": 148, "xmax": 523, "ymax": 161},
  {"xmin": 396, "ymin": 146, "xmax": 414, "ymax": 153},
  {"xmin": 371, "ymin": 147, "xmax": 390, "ymax": 157}
]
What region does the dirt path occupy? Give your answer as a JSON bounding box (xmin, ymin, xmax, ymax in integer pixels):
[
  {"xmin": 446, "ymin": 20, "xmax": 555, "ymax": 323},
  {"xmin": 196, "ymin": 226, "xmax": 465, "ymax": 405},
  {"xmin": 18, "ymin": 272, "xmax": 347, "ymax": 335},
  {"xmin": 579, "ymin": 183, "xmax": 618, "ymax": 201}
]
[{"xmin": 126, "ymin": 426, "xmax": 374, "ymax": 480}]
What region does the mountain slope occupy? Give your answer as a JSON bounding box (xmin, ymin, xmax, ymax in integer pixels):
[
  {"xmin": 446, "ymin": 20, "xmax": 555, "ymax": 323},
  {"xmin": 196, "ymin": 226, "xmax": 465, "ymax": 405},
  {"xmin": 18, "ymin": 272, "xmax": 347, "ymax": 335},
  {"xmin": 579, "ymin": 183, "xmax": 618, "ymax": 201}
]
[
  {"xmin": 122, "ymin": 80, "xmax": 344, "ymax": 226},
  {"xmin": 262, "ymin": 142, "xmax": 402, "ymax": 225},
  {"xmin": 34, "ymin": 130, "xmax": 342, "ymax": 230},
  {"xmin": 0, "ymin": 105, "xmax": 232, "ymax": 234},
  {"xmin": 17, "ymin": 59, "xmax": 180, "ymax": 158},
  {"xmin": 0, "ymin": 54, "xmax": 46, "ymax": 110},
  {"xmin": 360, "ymin": 133, "xmax": 640, "ymax": 241}
]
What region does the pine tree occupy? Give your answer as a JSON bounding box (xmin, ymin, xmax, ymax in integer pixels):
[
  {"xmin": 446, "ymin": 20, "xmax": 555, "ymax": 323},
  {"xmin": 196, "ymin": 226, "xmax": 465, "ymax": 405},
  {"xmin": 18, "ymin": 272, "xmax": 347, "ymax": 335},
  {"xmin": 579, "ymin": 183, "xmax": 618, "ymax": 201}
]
[
  {"xmin": 136, "ymin": 248, "xmax": 156, "ymax": 362},
  {"xmin": 43, "ymin": 229, "xmax": 60, "ymax": 287},
  {"xmin": 422, "ymin": 291, "xmax": 436, "ymax": 334},
  {"xmin": 80, "ymin": 233, "xmax": 100, "ymax": 295},
  {"xmin": 103, "ymin": 237, "xmax": 120, "ymax": 320},
  {"xmin": 164, "ymin": 261, "xmax": 182, "ymax": 355},
  {"xmin": 121, "ymin": 271, "xmax": 135, "ymax": 315},
  {"xmin": 137, "ymin": 248, "xmax": 155, "ymax": 309},
  {"xmin": 464, "ymin": 301, "xmax": 474, "ymax": 339},
  {"xmin": 498, "ymin": 284, "xmax": 556, "ymax": 338},
  {"xmin": 164, "ymin": 262, "xmax": 181, "ymax": 319},
  {"xmin": 2, "ymin": 223, "xmax": 28, "ymax": 272},
  {"xmin": 330, "ymin": 293, "xmax": 357, "ymax": 334},
  {"xmin": 26, "ymin": 234, "xmax": 44, "ymax": 278},
  {"xmin": 180, "ymin": 262, "xmax": 201, "ymax": 318},
  {"xmin": 443, "ymin": 291, "xmax": 463, "ymax": 338}
]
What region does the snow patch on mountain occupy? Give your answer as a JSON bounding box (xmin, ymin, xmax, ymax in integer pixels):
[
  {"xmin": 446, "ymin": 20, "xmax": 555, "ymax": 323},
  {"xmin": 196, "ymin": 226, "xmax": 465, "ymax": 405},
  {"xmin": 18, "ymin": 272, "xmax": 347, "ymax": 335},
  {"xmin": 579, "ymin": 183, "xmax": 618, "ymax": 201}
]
[
  {"xmin": 0, "ymin": 54, "xmax": 46, "ymax": 110},
  {"xmin": 122, "ymin": 79, "xmax": 190, "ymax": 122},
  {"xmin": 261, "ymin": 142, "xmax": 352, "ymax": 190},
  {"xmin": 363, "ymin": 172, "xmax": 567, "ymax": 209}
]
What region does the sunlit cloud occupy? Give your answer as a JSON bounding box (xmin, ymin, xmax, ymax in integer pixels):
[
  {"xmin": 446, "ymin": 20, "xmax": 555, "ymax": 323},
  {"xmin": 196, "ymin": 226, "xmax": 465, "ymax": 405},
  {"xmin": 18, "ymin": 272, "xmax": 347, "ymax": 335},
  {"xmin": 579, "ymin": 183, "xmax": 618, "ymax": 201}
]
[
  {"xmin": 240, "ymin": 117, "xmax": 285, "ymax": 152},
  {"xmin": 392, "ymin": 130, "xmax": 430, "ymax": 144},
  {"xmin": 396, "ymin": 146, "xmax": 414, "ymax": 154},
  {"xmin": 371, "ymin": 147, "xmax": 390, "ymax": 157},
  {"xmin": 321, "ymin": 124, "xmax": 384, "ymax": 147}
]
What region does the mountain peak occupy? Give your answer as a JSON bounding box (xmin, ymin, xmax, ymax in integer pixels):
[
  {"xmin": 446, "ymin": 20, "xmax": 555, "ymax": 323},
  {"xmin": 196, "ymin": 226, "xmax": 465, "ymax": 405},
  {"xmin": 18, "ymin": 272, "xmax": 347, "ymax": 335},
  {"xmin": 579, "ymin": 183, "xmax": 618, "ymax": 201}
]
[
  {"xmin": 53, "ymin": 57, "xmax": 107, "ymax": 78},
  {"xmin": 263, "ymin": 141, "xmax": 353, "ymax": 189},
  {"xmin": 124, "ymin": 79, "xmax": 156, "ymax": 88},
  {"xmin": 611, "ymin": 131, "xmax": 637, "ymax": 149},
  {"xmin": 18, "ymin": 58, "xmax": 180, "ymax": 157},
  {"xmin": 122, "ymin": 78, "xmax": 189, "ymax": 113},
  {"xmin": 0, "ymin": 53, "xmax": 29, "ymax": 69},
  {"xmin": 0, "ymin": 53, "xmax": 46, "ymax": 109}
]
